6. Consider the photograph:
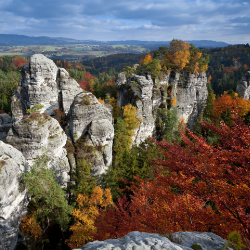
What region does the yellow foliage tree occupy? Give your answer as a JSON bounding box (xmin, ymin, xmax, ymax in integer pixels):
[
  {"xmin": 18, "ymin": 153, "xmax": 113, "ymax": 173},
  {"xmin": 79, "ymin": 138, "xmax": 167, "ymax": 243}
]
[
  {"xmin": 236, "ymin": 96, "xmax": 250, "ymax": 116},
  {"xmin": 171, "ymin": 97, "xmax": 177, "ymax": 106},
  {"xmin": 20, "ymin": 214, "xmax": 43, "ymax": 240},
  {"xmin": 123, "ymin": 104, "xmax": 142, "ymax": 135},
  {"xmin": 66, "ymin": 186, "xmax": 113, "ymax": 249},
  {"xmin": 166, "ymin": 41, "xmax": 190, "ymax": 71},
  {"xmin": 172, "ymin": 49, "xmax": 190, "ymax": 70},
  {"xmin": 200, "ymin": 64, "xmax": 208, "ymax": 72},
  {"xmin": 193, "ymin": 62, "xmax": 200, "ymax": 73},
  {"xmin": 140, "ymin": 54, "xmax": 153, "ymax": 65},
  {"xmin": 98, "ymin": 97, "xmax": 104, "ymax": 104},
  {"xmin": 119, "ymin": 104, "xmax": 142, "ymax": 150}
]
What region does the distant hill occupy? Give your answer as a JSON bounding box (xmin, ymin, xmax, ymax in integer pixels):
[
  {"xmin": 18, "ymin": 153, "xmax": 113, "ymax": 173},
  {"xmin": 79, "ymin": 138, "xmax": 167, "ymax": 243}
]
[
  {"xmin": 0, "ymin": 34, "xmax": 99, "ymax": 45},
  {"xmin": 186, "ymin": 40, "xmax": 231, "ymax": 48},
  {"xmin": 0, "ymin": 34, "xmax": 231, "ymax": 48}
]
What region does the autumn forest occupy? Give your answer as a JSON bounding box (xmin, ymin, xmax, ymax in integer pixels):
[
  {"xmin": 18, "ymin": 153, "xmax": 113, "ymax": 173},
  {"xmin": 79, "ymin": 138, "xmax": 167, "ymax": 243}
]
[{"xmin": 1, "ymin": 40, "xmax": 250, "ymax": 249}]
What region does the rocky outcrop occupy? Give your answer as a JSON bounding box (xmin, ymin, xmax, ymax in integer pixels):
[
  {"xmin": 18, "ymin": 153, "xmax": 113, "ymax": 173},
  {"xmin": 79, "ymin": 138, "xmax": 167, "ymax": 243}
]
[
  {"xmin": 116, "ymin": 71, "xmax": 207, "ymax": 145},
  {"xmin": 0, "ymin": 141, "xmax": 28, "ymax": 250},
  {"xmin": 6, "ymin": 113, "xmax": 70, "ymax": 187},
  {"xmin": 0, "ymin": 113, "xmax": 12, "ymax": 141},
  {"xmin": 9, "ymin": 54, "xmax": 114, "ymax": 178},
  {"xmin": 11, "ymin": 54, "xmax": 83, "ymax": 122},
  {"xmin": 68, "ymin": 92, "xmax": 114, "ymax": 176},
  {"xmin": 236, "ymin": 71, "xmax": 250, "ymax": 99},
  {"xmin": 76, "ymin": 231, "xmax": 232, "ymax": 250}
]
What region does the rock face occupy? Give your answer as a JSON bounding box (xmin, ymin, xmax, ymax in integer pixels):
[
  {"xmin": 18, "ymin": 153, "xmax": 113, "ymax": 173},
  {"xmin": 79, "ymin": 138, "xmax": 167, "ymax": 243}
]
[
  {"xmin": 76, "ymin": 231, "xmax": 232, "ymax": 250},
  {"xmin": 236, "ymin": 71, "xmax": 250, "ymax": 99},
  {"xmin": 116, "ymin": 71, "xmax": 207, "ymax": 145},
  {"xmin": 11, "ymin": 54, "xmax": 83, "ymax": 121},
  {"xmin": 0, "ymin": 141, "xmax": 28, "ymax": 250},
  {"xmin": 6, "ymin": 113, "xmax": 70, "ymax": 187},
  {"xmin": 0, "ymin": 113, "xmax": 12, "ymax": 141},
  {"xmin": 9, "ymin": 54, "xmax": 114, "ymax": 178},
  {"xmin": 68, "ymin": 92, "xmax": 114, "ymax": 176}
]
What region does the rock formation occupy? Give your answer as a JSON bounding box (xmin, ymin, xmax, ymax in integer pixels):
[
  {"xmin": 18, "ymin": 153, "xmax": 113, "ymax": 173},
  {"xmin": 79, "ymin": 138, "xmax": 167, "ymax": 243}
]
[
  {"xmin": 11, "ymin": 54, "xmax": 83, "ymax": 122},
  {"xmin": 0, "ymin": 141, "xmax": 28, "ymax": 250},
  {"xmin": 9, "ymin": 54, "xmax": 114, "ymax": 179},
  {"xmin": 68, "ymin": 92, "xmax": 114, "ymax": 176},
  {"xmin": 236, "ymin": 71, "xmax": 250, "ymax": 99},
  {"xmin": 0, "ymin": 113, "xmax": 12, "ymax": 141},
  {"xmin": 6, "ymin": 113, "xmax": 70, "ymax": 187},
  {"xmin": 116, "ymin": 71, "xmax": 207, "ymax": 145},
  {"xmin": 76, "ymin": 231, "xmax": 232, "ymax": 250}
]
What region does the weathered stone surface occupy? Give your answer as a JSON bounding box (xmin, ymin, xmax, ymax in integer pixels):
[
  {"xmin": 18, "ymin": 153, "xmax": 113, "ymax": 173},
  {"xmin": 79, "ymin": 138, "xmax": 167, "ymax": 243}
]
[
  {"xmin": 174, "ymin": 72, "xmax": 208, "ymax": 126},
  {"xmin": 88, "ymin": 119, "xmax": 114, "ymax": 174},
  {"xmin": 172, "ymin": 231, "xmax": 233, "ymax": 250},
  {"xmin": 68, "ymin": 92, "xmax": 114, "ymax": 177},
  {"xmin": 0, "ymin": 141, "xmax": 28, "ymax": 250},
  {"xmin": 10, "ymin": 54, "xmax": 113, "ymax": 179},
  {"xmin": 0, "ymin": 113, "xmax": 12, "ymax": 141},
  {"xmin": 116, "ymin": 71, "xmax": 207, "ymax": 144},
  {"xmin": 236, "ymin": 71, "xmax": 250, "ymax": 99},
  {"xmin": 58, "ymin": 68, "xmax": 83, "ymax": 115},
  {"xmin": 6, "ymin": 113, "xmax": 70, "ymax": 187},
  {"xmin": 11, "ymin": 54, "xmax": 83, "ymax": 121},
  {"xmin": 75, "ymin": 231, "xmax": 232, "ymax": 250}
]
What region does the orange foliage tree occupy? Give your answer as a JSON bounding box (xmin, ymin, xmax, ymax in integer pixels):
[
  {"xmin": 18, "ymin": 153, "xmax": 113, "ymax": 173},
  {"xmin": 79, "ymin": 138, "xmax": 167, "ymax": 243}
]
[
  {"xmin": 214, "ymin": 92, "xmax": 250, "ymax": 121},
  {"xmin": 166, "ymin": 40, "xmax": 190, "ymax": 72},
  {"xmin": 66, "ymin": 186, "xmax": 113, "ymax": 249},
  {"xmin": 140, "ymin": 54, "xmax": 153, "ymax": 66},
  {"xmin": 93, "ymin": 118, "xmax": 250, "ymax": 242},
  {"xmin": 20, "ymin": 214, "xmax": 43, "ymax": 240}
]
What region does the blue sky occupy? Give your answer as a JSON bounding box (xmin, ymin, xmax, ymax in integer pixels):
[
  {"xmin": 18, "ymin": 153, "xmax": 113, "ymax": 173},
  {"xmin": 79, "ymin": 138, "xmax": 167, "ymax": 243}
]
[{"xmin": 0, "ymin": 0, "xmax": 249, "ymax": 43}]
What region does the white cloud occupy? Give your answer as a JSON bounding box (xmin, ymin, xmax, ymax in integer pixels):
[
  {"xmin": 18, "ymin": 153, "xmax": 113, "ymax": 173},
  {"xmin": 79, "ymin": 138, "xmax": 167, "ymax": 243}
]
[{"xmin": 0, "ymin": 0, "xmax": 249, "ymax": 43}]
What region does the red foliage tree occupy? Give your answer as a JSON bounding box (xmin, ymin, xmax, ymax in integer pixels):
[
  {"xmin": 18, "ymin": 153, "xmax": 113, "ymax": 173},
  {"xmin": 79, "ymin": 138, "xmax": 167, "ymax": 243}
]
[
  {"xmin": 84, "ymin": 72, "xmax": 95, "ymax": 80},
  {"xmin": 78, "ymin": 72, "xmax": 96, "ymax": 92},
  {"xmin": 94, "ymin": 118, "xmax": 250, "ymax": 241},
  {"xmin": 12, "ymin": 57, "xmax": 28, "ymax": 68},
  {"xmin": 78, "ymin": 80, "xmax": 90, "ymax": 90}
]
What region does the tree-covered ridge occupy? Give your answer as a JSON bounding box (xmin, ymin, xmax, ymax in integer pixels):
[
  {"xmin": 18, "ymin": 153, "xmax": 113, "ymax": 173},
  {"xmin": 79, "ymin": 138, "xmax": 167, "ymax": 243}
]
[
  {"xmin": 202, "ymin": 44, "xmax": 250, "ymax": 96},
  {"xmin": 134, "ymin": 39, "xmax": 209, "ymax": 79}
]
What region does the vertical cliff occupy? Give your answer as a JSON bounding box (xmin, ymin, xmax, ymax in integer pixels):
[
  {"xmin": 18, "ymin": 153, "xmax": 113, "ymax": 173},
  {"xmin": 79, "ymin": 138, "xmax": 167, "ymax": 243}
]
[{"xmin": 116, "ymin": 70, "xmax": 208, "ymax": 145}]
